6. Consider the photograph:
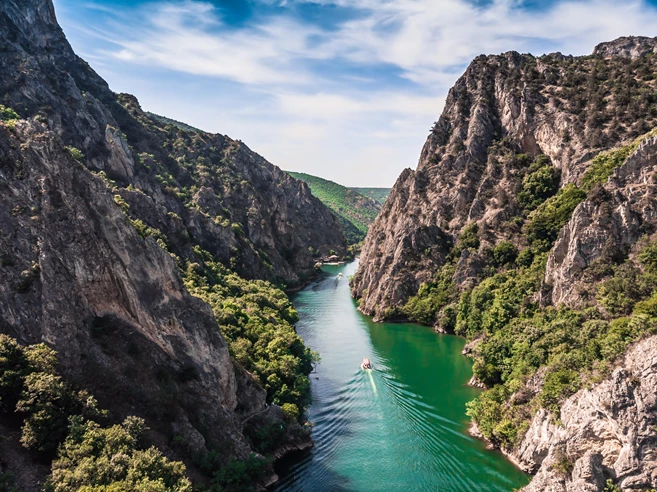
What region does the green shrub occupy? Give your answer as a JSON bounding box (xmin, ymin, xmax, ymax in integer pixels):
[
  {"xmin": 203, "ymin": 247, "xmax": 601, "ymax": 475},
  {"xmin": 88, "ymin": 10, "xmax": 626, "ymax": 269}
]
[
  {"xmin": 596, "ymin": 263, "xmax": 654, "ymax": 316},
  {"xmin": 64, "ymin": 146, "xmax": 85, "ymax": 163},
  {"xmin": 403, "ymin": 263, "xmax": 456, "ymax": 325},
  {"xmin": 638, "ymin": 241, "xmax": 657, "ymax": 273},
  {"xmin": 525, "ymin": 184, "xmax": 586, "ymax": 249},
  {"xmin": 518, "ymin": 158, "xmax": 560, "ymax": 211},
  {"xmin": 492, "ymin": 241, "xmax": 518, "ymax": 267},
  {"xmin": 16, "ymin": 373, "xmax": 104, "ymax": 453},
  {"xmin": 210, "ymin": 455, "xmax": 268, "ymax": 492},
  {"xmin": 281, "ymin": 402, "xmax": 299, "ymax": 421},
  {"xmin": 47, "ymin": 417, "xmax": 191, "ymax": 492},
  {"xmin": 0, "ymin": 105, "xmax": 19, "ymax": 122},
  {"xmin": 454, "ymin": 222, "xmax": 480, "ymax": 255},
  {"xmin": 538, "ymin": 368, "xmax": 581, "ymax": 414}
]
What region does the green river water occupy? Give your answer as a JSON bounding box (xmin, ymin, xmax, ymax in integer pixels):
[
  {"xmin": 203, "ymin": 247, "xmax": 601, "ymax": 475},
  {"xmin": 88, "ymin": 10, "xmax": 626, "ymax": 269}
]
[{"xmin": 275, "ymin": 261, "xmax": 529, "ymax": 491}]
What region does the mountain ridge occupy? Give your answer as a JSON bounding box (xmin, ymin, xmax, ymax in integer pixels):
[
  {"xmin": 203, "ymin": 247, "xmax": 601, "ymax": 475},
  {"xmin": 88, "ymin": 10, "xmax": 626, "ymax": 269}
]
[
  {"xmin": 286, "ymin": 171, "xmax": 385, "ymax": 245},
  {"xmin": 353, "ymin": 35, "xmax": 657, "ymax": 491},
  {"xmin": 0, "ymin": 0, "xmax": 346, "ymax": 488}
]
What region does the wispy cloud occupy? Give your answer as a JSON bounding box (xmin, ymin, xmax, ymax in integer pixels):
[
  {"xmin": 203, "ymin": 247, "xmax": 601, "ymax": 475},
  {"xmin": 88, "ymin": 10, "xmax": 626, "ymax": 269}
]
[{"xmin": 54, "ymin": 0, "xmax": 657, "ymax": 186}]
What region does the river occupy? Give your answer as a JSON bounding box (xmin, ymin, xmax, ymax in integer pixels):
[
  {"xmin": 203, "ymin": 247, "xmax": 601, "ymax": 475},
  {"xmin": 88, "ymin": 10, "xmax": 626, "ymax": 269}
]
[{"xmin": 275, "ymin": 261, "xmax": 529, "ymax": 491}]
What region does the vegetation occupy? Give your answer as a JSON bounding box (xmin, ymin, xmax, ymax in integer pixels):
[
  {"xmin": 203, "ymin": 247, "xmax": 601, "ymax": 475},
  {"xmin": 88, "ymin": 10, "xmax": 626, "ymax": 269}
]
[
  {"xmin": 287, "ymin": 172, "xmax": 382, "ymax": 245},
  {"xmin": 0, "ymin": 105, "xmax": 19, "ymax": 122},
  {"xmin": 0, "ymin": 333, "xmax": 275, "ymax": 491},
  {"xmin": 146, "ymin": 112, "xmax": 203, "ymax": 133},
  {"xmin": 47, "ymin": 417, "xmax": 192, "ymax": 492},
  {"xmin": 399, "ymin": 139, "xmax": 657, "ymax": 452},
  {"xmin": 64, "ymin": 146, "xmax": 85, "ymax": 163},
  {"xmin": 0, "ymin": 335, "xmax": 199, "ymax": 489},
  {"xmin": 182, "ymin": 246, "xmax": 317, "ymax": 416},
  {"xmin": 517, "ymin": 155, "xmax": 560, "ymax": 212},
  {"xmin": 581, "ymin": 128, "xmax": 657, "ymax": 192},
  {"xmin": 524, "ymin": 184, "xmax": 586, "ymax": 251},
  {"xmin": 350, "ymin": 187, "xmax": 391, "ymax": 205}
]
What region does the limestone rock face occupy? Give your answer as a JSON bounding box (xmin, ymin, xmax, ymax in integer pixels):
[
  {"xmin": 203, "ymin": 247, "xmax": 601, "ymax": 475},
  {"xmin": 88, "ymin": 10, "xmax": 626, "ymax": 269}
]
[
  {"xmin": 0, "ymin": 0, "xmax": 346, "ymax": 287},
  {"xmin": 0, "ymin": 120, "xmax": 252, "ymax": 463},
  {"xmin": 544, "ymin": 135, "xmax": 657, "ymax": 307},
  {"xmin": 352, "ymin": 37, "xmax": 657, "ymax": 320},
  {"xmin": 0, "ymin": 0, "xmax": 330, "ymax": 484},
  {"xmin": 516, "ymin": 336, "xmax": 657, "ymax": 491}
]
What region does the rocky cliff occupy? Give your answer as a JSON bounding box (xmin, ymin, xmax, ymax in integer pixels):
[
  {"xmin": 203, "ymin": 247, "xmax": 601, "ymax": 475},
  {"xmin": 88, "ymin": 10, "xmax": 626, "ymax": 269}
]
[
  {"xmin": 0, "ymin": 0, "xmax": 345, "ymax": 488},
  {"xmin": 516, "ymin": 335, "xmax": 657, "ymax": 492},
  {"xmin": 353, "ymin": 36, "xmax": 657, "ymax": 491},
  {"xmin": 352, "ymin": 37, "xmax": 657, "ymax": 319},
  {"xmin": 0, "ymin": 0, "xmax": 345, "ymax": 286}
]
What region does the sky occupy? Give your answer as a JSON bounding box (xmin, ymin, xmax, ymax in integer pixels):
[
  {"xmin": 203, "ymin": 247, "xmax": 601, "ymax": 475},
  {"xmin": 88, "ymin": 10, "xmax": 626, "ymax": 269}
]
[{"xmin": 52, "ymin": 0, "xmax": 657, "ymax": 187}]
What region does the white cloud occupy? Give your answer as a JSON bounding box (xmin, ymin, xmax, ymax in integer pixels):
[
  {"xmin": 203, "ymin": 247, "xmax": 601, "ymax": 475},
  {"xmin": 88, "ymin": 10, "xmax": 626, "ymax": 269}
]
[{"xmin": 56, "ymin": 0, "xmax": 657, "ymax": 186}]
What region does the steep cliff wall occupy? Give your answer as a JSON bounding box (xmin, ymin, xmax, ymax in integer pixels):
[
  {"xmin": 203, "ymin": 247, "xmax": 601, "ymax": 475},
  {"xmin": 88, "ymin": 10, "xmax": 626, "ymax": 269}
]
[
  {"xmin": 517, "ymin": 335, "xmax": 657, "ymax": 492},
  {"xmin": 0, "ymin": 0, "xmax": 346, "ymax": 287},
  {"xmin": 0, "ymin": 0, "xmax": 344, "ymax": 488},
  {"xmin": 353, "ymin": 38, "xmax": 657, "ymax": 319}
]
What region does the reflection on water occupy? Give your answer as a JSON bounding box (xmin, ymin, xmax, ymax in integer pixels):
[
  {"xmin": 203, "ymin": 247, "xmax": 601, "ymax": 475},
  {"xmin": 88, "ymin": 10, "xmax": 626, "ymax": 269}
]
[{"xmin": 275, "ymin": 262, "xmax": 529, "ymax": 491}]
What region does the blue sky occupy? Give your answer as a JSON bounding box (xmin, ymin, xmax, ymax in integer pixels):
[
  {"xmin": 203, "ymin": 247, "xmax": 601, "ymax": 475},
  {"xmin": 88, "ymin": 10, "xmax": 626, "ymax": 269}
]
[{"xmin": 53, "ymin": 0, "xmax": 657, "ymax": 187}]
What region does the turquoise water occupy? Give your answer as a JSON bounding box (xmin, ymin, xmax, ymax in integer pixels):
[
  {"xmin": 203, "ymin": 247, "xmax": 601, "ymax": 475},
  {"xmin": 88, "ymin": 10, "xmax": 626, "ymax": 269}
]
[{"xmin": 274, "ymin": 261, "xmax": 529, "ymax": 491}]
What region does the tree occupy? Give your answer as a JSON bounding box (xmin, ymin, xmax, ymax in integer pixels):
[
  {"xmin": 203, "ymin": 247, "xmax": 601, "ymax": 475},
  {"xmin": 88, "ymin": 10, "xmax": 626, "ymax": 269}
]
[{"xmin": 47, "ymin": 417, "xmax": 192, "ymax": 492}]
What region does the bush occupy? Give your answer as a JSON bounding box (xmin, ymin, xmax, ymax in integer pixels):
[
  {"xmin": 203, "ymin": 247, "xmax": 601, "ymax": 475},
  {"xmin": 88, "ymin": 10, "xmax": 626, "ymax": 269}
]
[
  {"xmin": 16, "ymin": 373, "xmax": 104, "ymax": 453},
  {"xmin": 64, "ymin": 146, "xmax": 85, "ymax": 163},
  {"xmin": 210, "ymin": 455, "xmax": 268, "ymax": 492},
  {"xmin": 48, "ymin": 417, "xmax": 192, "ymax": 492},
  {"xmin": 538, "ymin": 368, "xmax": 581, "ymax": 414},
  {"xmin": 638, "ymin": 241, "xmax": 657, "ymax": 273},
  {"xmin": 281, "ymin": 403, "xmax": 300, "ymax": 422},
  {"xmin": 518, "ymin": 158, "xmax": 560, "ymax": 211},
  {"xmin": 455, "ymin": 222, "xmax": 480, "ymax": 254},
  {"xmin": 0, "ymin": 105, "xmax": 19, "ymax": 121},
  {"xmin": 403, "ymin": 263, "xmax": 456, "ymax": 325},
  {"xmin": 525, "ymin": 184, "xmax": 586, "ymax": 249},
  {"xmin": 492, "ymin": 241, "xmax": 518, "ymax": 267}
]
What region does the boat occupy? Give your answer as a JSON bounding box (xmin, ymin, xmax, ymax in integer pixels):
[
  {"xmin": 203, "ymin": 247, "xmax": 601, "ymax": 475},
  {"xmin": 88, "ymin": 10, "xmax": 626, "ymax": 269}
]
[
  {"xmin": 337, "ymin": 273, "xmax": 343, "ymax": 279},
  {"xmin": 361, "ymin": 357, "xmax": 372, "ymax": 370}
]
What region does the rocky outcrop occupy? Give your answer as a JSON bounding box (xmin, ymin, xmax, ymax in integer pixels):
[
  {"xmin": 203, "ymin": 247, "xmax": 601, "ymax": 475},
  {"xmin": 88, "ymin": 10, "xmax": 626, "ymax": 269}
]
[
  {"xmin": 594, "ymin": 36, "xmax": 657, "ymax": 60},
  {"xmin": 0, "ymin": 0, "xmax": 343, "ymax": 486},
  {"xmin": 0, "ymin": 0, "xmax": 346, "ymax": 287},
  {"xmin": 544, "ymin": 134, "xmax": 657, "ymax": 307},
  {"xmin": 0, "ymin": 119, "xmax": 254, "ymax": 473},
  {"xmin": 515, "ymin": 335, "xmax": 657, "ymax": 491},
  {"xmin": 352, "ymin": 37, "xmax": 657, "ymax": 319}
]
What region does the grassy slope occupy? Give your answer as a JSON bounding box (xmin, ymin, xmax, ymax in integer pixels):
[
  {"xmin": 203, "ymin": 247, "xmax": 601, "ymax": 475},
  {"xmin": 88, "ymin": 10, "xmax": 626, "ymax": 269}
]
[
  {"xmin": 350, "ymin": 187, "xmax": 391, "ymax": 205},
  {"xmin": 287, "ymin": 172, "xmax": 382, "ymax": 244}
]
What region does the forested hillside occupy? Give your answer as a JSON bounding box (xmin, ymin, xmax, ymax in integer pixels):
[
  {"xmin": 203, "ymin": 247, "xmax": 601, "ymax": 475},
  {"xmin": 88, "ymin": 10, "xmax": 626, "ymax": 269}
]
[{"xmin": 287, "ymin": 172, "xmax": 383, "ymax": 244}]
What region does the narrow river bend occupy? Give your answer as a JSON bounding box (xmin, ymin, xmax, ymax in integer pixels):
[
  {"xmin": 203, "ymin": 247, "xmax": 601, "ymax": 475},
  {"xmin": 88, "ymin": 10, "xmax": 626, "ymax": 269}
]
[{"xmin": 275, "ymin": 261, "xmax": 529, "ymax": 491}]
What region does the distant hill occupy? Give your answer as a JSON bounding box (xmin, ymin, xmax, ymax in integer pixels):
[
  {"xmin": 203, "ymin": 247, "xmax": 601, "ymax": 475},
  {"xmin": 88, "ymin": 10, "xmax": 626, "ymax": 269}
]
[
  {"xmin": 287, "ymin": 172, "xmax": 383, "ymax": 244},
  {"xmin": 350, "ymin": 187, "xmax": 391, "ymax": 205}
]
